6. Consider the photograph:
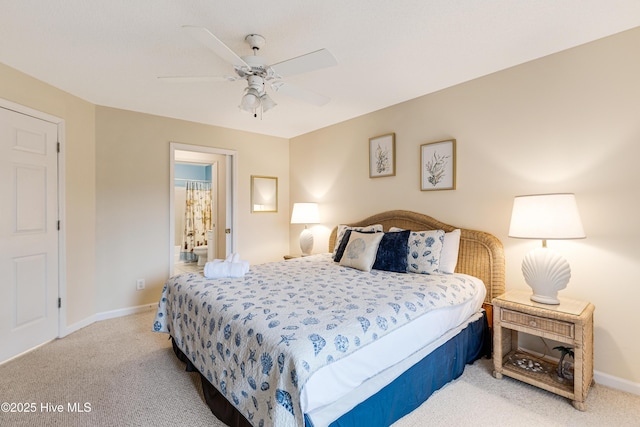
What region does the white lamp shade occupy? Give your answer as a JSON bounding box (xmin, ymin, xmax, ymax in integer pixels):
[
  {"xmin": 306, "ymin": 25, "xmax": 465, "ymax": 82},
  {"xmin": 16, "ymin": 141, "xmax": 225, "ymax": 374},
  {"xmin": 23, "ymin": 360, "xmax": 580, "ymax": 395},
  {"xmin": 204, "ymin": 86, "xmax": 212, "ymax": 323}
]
[
  {"xmin": 509, "ymin": 193, "xmax": 584, "ymax": 305},
  {"xmin": 290, "ymin": 203, "xmax": 320, "ymax": 224},
  {"xmin": 509, "ymin": 194, "xmax": 585, "ymax": 240}
]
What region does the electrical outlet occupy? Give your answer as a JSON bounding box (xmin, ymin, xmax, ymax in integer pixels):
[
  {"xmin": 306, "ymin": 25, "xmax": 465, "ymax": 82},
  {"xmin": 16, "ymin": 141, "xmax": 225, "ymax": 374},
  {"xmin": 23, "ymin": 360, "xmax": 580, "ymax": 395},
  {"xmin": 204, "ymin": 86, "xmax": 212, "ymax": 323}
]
[{"xmin": 136, "ymin": 279, "xmax": 145, "ymax": 290}]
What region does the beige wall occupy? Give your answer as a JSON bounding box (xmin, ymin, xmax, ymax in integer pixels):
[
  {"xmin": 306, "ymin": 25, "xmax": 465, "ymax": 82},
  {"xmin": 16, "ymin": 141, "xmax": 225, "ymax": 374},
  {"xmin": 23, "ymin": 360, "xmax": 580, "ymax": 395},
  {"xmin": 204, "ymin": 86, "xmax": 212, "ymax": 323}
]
[
  {"xmin": 95, "ymin": 107, "xmax": 290, "ymax": 313},
  {"xmin": 0, "ymin": 63, "xmax": 97, "ymax": 327},
  {"xmin": 290, "ymin": 27, "xmax": 640, "ymax": 385},
  {"xmin": 0, "ymin": 63, "xmax": 290, "ymax": 328}
]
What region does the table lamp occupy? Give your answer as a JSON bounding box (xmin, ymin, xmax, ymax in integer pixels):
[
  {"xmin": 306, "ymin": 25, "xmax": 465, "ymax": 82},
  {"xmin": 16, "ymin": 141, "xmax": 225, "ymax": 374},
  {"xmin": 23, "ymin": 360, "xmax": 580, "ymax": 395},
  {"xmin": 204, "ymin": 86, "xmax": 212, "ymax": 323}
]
[
  {"xmin": 508, "ymin": 194, "xmax": 585, "ymax": 304},
  {"xmin": 291, "ymin": 203, "xmax": 320, "ymax": 256}
]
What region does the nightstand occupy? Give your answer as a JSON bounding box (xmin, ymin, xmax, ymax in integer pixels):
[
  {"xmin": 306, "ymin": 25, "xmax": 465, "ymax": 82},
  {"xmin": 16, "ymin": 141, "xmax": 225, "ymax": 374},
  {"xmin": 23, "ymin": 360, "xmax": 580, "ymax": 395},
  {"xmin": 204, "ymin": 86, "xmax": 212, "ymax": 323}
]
[{"xmin": 492, "ymin": 290, "xmax": 595, "ymax": 410}]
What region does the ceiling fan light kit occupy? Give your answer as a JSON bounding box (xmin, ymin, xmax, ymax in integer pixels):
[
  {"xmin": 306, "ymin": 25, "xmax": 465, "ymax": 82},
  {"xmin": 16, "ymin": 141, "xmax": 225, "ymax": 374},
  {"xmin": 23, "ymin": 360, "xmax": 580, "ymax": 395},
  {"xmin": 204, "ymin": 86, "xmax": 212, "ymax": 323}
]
[
  {"xmin": 239, "ymin": 75, "xmax": 268, "ymax": 116},
  {"xmin": 162, "ymin": 26, "xmax": 337, "ymax": 116},
  {"xmin": 260, "ymin": 93, "xmax": 277, "ymax": 113}
]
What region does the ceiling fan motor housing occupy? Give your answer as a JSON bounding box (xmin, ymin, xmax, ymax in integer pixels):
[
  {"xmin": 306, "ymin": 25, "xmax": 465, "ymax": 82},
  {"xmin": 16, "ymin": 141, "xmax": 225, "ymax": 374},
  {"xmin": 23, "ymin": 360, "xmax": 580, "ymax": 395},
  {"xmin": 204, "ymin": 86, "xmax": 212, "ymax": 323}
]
[
  {"xmin": 246, "ymin": 75, "xmax": 265, "ymax": 93},
  {"xmin": 241, "ymin": 55, "xmax": 269, "ymax": 78},
  {"xmin": 245, "ymin": 34, "xmax": 266, "ymax": 51}
]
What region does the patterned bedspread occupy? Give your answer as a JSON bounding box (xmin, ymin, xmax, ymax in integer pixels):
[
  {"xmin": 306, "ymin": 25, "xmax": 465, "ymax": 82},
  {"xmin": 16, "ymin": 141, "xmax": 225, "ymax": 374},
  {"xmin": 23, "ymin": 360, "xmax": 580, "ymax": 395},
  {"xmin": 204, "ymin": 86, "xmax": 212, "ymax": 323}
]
[{"xmin": 153, "ymin": 254, "xmax": 481, "ymax": 427}]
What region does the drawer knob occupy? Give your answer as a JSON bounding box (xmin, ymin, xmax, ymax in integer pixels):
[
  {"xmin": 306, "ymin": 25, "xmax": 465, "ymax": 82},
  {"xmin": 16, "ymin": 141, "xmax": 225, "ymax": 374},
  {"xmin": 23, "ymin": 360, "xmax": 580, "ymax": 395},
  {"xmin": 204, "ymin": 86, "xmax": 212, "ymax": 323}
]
[{"xmin": 529, "ymin": 320, "xmax": 537, "ymax": 327}]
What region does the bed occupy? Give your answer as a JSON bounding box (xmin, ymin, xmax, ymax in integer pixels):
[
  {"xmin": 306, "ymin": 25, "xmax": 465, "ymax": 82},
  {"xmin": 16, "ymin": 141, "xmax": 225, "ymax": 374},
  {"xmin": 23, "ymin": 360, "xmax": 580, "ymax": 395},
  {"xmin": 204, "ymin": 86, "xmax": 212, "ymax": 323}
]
[{"xmin": 154, "ymin": 210, "xmax": 505, "ymax": 427}]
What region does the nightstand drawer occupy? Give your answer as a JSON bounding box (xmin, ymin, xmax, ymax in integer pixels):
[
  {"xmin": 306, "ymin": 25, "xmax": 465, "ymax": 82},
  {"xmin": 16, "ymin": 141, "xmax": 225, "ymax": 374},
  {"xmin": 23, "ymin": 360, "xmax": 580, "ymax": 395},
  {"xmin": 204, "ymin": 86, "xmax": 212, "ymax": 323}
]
[{"xmin": 501, "ymin": 309, "xmax": 575, "ymax": 339}]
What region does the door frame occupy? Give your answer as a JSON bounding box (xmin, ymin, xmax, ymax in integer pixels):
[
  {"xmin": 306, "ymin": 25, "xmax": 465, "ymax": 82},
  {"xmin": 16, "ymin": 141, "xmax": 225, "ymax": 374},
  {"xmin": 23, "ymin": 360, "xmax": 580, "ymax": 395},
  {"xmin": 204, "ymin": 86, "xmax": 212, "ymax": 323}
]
[
  {"xmin": 0, "ymin": 98, "xmax": 66, "ymax": 339},
  {"xmin": 169, "ymin": 142, "xmax": 237, "ymax": 275}
]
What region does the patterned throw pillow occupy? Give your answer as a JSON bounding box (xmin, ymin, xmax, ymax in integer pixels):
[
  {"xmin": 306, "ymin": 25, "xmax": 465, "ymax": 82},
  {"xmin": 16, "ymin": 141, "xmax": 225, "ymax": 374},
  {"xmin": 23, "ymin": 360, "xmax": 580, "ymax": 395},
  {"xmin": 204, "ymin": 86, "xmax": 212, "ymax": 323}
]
[
  {"xmin": 334, "ymin": 229, "xmax": 376, "ymax": 262},
  {"xmin": 390, "ymin": 227, "xmax": 458, "ymax": 274},
  {"xmin": 332, "ymin": 224, "xmax": 383, "ymax": 259},
  {"xmin": 339, "ymin": 231, "xmax": 384, "ymax": 272},
  {"xmin": 405, "ymin": 230, "xmax": 445, "ymax": 274}
]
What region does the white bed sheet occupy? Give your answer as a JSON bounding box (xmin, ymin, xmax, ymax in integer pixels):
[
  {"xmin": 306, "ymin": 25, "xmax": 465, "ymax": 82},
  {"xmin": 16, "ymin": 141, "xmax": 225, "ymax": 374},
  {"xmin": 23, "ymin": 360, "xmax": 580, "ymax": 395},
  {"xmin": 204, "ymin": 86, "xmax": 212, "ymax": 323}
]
[{"xmin": 300, "ymin": 273, "xmax": 486, "ymax": 421}]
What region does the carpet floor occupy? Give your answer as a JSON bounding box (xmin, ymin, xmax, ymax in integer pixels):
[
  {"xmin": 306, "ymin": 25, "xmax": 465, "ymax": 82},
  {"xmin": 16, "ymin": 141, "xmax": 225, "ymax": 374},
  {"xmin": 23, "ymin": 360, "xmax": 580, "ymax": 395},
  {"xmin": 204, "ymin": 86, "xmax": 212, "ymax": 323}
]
[{"xmin": 1, "ymin": 308, "xmax": 639, "ymax": 426}]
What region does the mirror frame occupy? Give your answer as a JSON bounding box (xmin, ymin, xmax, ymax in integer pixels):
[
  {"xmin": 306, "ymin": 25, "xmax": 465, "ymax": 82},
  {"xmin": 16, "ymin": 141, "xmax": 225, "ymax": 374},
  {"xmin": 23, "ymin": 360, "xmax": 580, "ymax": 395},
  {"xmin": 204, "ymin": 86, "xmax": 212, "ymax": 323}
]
[{"xmin": 250, "ymin": 175, "xmax": 278, "ymax": 213}]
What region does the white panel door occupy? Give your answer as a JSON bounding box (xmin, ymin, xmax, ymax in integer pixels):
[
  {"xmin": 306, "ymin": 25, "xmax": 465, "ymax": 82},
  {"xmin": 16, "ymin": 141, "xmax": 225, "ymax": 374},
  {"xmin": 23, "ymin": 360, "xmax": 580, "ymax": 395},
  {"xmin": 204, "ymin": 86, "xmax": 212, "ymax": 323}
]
[{"xmin": 0, "ymin": 107, "xmax": 59, "ymax": 362}]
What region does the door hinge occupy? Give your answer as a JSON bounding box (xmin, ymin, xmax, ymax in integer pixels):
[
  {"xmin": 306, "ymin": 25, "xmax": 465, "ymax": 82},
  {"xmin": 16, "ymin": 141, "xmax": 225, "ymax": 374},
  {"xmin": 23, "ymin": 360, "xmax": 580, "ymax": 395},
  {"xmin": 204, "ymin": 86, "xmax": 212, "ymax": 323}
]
[
  {"xmin": 57, "ymin": 142, "xmax": 61, "ymax": 153},
  {"xmin": 225, "ymin": 228, "xmax": 231, "ymax": 234},
  {"xmin": 58, "ymin": 298, "xmax": 62, "ymax": 308},
  {"xmin": 57, "ymin": 220, "xmax": 61, "ymax": 230}
]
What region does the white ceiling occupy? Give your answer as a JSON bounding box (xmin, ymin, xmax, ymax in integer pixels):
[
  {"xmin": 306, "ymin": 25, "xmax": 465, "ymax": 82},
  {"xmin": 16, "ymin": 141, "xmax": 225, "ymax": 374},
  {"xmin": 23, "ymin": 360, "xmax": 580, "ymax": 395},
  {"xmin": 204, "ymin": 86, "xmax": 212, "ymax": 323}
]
[{"xmin": 1, "ymin": 1, "xmax": 639, "ymax": 139}]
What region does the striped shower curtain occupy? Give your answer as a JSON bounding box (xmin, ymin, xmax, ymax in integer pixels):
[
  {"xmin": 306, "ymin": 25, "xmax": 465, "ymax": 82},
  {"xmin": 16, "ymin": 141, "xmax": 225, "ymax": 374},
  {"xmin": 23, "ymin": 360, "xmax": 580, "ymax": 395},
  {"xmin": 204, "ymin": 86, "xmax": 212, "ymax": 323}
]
[{"xmin": 180, "ymin": 181, "xmax": 212, "ymax": 262}]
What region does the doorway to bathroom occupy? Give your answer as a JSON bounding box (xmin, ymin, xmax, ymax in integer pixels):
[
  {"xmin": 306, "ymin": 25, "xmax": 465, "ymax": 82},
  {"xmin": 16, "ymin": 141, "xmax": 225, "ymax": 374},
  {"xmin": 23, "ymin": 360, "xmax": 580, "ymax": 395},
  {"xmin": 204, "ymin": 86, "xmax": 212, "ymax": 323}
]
[{"xmin": 169, "ymin": 142, "xmax": 237, "ymax": 276}]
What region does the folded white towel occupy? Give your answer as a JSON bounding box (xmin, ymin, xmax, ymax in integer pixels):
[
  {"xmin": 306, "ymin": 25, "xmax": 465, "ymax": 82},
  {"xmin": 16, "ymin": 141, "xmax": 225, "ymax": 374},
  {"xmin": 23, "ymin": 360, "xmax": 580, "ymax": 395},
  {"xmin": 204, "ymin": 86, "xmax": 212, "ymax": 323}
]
[{"xmin": 204, "ymin": 253, "xmax": 250, "ymax": 279}]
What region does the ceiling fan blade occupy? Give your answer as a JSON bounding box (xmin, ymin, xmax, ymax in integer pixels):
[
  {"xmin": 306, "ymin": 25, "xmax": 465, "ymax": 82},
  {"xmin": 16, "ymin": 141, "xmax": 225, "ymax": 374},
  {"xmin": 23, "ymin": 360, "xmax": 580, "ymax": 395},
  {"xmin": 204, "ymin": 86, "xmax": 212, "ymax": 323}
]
[
  {"xmin": 270, "ymin": 48, "xmax": 337, "ymax": 78},
  {"xmin": 157, "ymin": 75, "xmax": 235, "ymax": 83},
  {"xmin": 182, "ymin": 25, "xmax": 249, "ymax": 69},
  {"xmin": 271, "ymin": 81, "xmax": 331, "ymax": 106}
]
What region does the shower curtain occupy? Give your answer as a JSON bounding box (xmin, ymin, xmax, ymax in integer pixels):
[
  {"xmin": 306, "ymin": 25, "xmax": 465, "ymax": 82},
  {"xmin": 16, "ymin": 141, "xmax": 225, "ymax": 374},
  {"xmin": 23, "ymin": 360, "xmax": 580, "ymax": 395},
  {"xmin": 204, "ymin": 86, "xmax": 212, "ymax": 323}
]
[{"xmin": 180, "ymin": 181, "xmax": 212, "ymax": 262}]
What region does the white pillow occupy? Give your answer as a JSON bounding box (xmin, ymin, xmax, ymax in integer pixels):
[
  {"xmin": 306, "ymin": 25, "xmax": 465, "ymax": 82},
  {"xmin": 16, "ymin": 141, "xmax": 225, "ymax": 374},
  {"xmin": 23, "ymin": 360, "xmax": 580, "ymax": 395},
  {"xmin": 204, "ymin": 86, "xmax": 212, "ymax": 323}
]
[
  {"xmin": 339, "ymin": 231, "xmax": 384, "ymax": 272},
  {"xmin": 439, "ymin": 229, "xmax": 461, "ymax": 274},
  {"xmin": 390, "ymin": 227, "xmax": 460, "ymax": 274},
  {"xmin": 333, "ymin": 224, "xmax": 383, "ymax": 258}
]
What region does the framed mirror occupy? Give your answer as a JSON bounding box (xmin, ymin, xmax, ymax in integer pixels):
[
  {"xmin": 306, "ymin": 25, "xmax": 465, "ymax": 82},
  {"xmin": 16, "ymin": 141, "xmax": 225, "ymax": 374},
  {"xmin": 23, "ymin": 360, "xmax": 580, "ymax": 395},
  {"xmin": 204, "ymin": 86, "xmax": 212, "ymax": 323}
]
[{"xmin": 251, "ymin": 175, "xmax": 278, "ymax": 213}]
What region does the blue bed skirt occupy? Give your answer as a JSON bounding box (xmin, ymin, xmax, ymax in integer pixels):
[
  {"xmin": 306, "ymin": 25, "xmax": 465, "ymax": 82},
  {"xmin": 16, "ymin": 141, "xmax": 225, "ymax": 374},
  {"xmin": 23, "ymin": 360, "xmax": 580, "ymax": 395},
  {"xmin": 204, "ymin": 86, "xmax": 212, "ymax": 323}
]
[
  {"xmin": 306, "ymin": 310, "xmax": 491, "ymax": 427},
  {"xmin": 172, "ymin": 311, "xmax": 489, "ymax": 427}
]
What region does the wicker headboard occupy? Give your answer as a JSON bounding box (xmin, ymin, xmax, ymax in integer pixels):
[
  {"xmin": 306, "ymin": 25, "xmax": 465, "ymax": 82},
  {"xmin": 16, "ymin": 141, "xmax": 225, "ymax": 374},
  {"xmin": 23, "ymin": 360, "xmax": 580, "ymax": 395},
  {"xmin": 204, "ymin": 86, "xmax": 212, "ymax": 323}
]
[{"xmin": 328, "ymin": 210, "xmax": 505, "ymax": 304}]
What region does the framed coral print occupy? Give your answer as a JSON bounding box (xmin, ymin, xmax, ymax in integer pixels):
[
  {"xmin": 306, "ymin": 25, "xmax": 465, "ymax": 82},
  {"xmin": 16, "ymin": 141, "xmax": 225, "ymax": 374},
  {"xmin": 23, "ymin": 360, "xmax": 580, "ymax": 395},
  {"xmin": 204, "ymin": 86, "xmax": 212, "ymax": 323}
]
[
  {"xmin": 369, "ymin": 133, "xmax": 396, "ymax": 178},
  {"xmin": 420, "ymin": 139, "xmax": 456, "ymax": 191}
]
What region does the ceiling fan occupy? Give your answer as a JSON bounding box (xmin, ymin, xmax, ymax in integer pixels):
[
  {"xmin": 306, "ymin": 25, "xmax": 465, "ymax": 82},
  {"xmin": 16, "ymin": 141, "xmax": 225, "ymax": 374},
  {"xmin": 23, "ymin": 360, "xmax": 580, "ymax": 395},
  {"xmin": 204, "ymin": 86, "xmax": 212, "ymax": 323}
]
[{"xmin": 159, "ymin": 26, "xmax": 338, "ymax": 117}]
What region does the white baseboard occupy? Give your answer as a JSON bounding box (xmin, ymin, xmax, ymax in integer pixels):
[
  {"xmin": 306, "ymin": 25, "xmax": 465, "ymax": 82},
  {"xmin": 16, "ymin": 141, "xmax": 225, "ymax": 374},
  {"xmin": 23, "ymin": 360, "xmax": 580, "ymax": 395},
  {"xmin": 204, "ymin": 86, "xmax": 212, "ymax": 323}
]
[
  {"xmin": 594, "ymin": 370, "xmax": 640, "ymax": 396},
  {"xmin": 62, "ymin": 303, "xmax": 156, "ymax": 336},
  {"xmin": 61, "ymin": 314, "xmax": 96, "ymax": 336},
  {"xmin": 94, "ymin": 303, "xmax": 156, "ymax": 322}
]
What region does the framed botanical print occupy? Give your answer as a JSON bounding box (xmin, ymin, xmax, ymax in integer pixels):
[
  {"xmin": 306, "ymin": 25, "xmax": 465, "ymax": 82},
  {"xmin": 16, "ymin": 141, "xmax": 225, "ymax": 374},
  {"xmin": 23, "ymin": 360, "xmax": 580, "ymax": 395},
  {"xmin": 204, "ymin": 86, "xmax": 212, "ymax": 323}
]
[
  {"xmin": 369, "ymin": 133, "xmax": 396, "ymax": 178},
  {"xmin": 420, "ymin": 139, "xmax": 456, "ymax": 191}
]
